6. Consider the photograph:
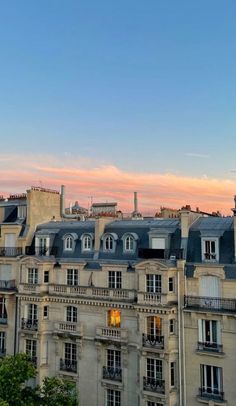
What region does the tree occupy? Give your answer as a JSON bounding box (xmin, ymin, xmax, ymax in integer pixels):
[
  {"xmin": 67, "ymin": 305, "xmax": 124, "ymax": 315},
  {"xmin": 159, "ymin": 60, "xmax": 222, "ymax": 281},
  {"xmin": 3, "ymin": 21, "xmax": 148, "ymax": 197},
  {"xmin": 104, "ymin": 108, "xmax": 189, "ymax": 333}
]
[{"xmin": 0, "ymin": 354, "xmax": 79, "ymax": 406}]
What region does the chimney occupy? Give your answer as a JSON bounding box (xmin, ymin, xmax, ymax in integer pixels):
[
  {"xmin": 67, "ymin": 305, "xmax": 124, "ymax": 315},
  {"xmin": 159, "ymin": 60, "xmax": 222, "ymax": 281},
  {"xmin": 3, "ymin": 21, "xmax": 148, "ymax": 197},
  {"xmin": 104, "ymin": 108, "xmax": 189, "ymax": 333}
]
[{"xmin": 134, "ymin": 192, "xmax": 138, "ymax": 214}]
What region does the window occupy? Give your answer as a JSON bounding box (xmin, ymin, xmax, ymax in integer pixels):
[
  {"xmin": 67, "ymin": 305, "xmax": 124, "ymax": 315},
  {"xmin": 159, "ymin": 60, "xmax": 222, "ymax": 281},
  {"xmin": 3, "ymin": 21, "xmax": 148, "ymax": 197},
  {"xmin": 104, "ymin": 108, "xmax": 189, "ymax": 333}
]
[
  {"xmin": 104, "ymin": 235, "xmax": 114, "ymax": 251},
  {"xmin": 28, "ymin": 304, "xmax": 38, "ymax": 321},
  {"xmin": 43, "ymin": 306, "xmax": 49, "ymax": 319},
  {"xmin": 200, "ymin": 365, "xmax": 222, "ymax": 398},
  {"xmin": 199, "ymin": 276, "xmax": 220, "ymax": 300},
  {"xmin": 64, "ymin": 236, "xmax": 73, "ymax": 251},
  {"xmin": 147, "ymin": 316, "xmax": 162, "ymax": 338},
  {"xmin": 17, "ymin": 205, "xmax": 27, "ymax": 219},
  {"xmin": 67, "ymin": 269, "xmax": 78, "ymax": 286},
  {"xmin": 202, "ymin": 238, "xmax": 219, "ymax": 262},
  {"xmin": 37, "ymin": 237, "xmax": 49, "ymax": 256},
  {"xmin": 106, "ymin": 389, "xmax": 121, "ymax": 406},
  {"xmin": 151, "ymin": 237, "xmax": 165, "ymax": 249},
  {"xmin": 108, "ymin": 271, "xmax": 122, "ymax": 289},
  {"xmin": 0, "ymin": 332, "xmax": 5, "ymax": 355},
  {"xmin": 168, "ymin": 277, "xmax": 174, "ymax": 292},
  {"xmin": 146, "ymin": 402, "xmax": 163, "ymax": 406},
  {"xmin": 44, "ymin": 271, "xmax": 49, "ymax": 283},
  {"xmin": 147, "ymin": 358, "xmax": 163, "ymax": 381},
  {"xmin": 82, "ymin": 235, "xmax": 92, "ymax": 251},
  {"xmin": 107, "ymin": 349, "xmax": 121, "ymax": 369},
  {"xmin": 0, "ymin": 298, "xmax": 7, "ymax": 321},
  {"xmin": 108, "ymin": 310, "xmax": 121, "ymax": 328},
  {"xmin": 63, "ymin": 342, "xmax": 77, "ymax": 372},
  {"xmin": 170, "ymin": 362, "xmax": 176, "ymax": 387},
  {"xmin": 25, "ymin": 339, "xmax": 37, "ymax": 364},
  {"xmin": 28, "ymin": 268, "xmax": 38, "ymax": 284},
  {"xmin": 169, "ymin": 319, "xmax": 175, "ymax": 334},
  {"xmin": 146, "ymin": 274, "xmax": 162, "ymax": 293},
  {"xmin": 198, "ymin": 320, "xmax": 221, "ymax": 351},
  {"xmin": 124, "ymin": 235, "xmax": 134, "ymax": 252},
  {"xmin": 66, "ymin": 306, "xmax": 77, "ymax": 323}
]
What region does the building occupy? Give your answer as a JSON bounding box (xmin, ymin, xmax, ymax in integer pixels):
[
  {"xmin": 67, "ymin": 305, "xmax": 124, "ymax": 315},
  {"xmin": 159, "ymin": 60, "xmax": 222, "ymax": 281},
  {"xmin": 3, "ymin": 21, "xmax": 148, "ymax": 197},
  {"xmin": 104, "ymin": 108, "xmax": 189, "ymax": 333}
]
[{"xmin": 1, "ymin": 184, "xmax": 236, "ymax": 406}]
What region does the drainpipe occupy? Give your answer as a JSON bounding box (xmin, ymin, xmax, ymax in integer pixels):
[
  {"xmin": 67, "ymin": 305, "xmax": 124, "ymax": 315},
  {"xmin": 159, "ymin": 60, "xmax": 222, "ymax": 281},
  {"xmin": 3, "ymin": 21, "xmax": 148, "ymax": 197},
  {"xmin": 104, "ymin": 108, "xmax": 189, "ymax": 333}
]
[
  {"xmin": 177, "ymin": 269, "xmax": 182, "ymax": 406},
  {"xmin": 60, "ymin": 185, "xmax": 84, "ymax": 220}
]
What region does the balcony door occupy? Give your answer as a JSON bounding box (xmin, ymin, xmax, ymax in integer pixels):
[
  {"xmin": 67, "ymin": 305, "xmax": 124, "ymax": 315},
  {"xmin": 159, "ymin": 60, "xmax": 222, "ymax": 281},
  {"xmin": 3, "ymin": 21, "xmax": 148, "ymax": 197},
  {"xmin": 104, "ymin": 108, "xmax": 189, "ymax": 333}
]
[{"xmin": 147, "ymin": 316, "xmax": 162, "ymax": 339}]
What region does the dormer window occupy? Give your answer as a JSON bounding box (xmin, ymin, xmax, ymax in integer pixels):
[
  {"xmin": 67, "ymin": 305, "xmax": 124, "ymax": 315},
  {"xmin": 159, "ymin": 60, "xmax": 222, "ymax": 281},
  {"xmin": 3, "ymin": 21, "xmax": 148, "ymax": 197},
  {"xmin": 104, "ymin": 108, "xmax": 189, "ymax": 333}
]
[
  {"xmin": 102, "ymin": 233, "xmax": 118, "ymax": 253},
  {"xmin": 62, "ymin": 233, "xmax": 78, "ymax": 253},
  {"xmin": 121, "ymin": 233, "xmax": 138, "ymax": 253},
  {"xmin": 201, "ymin": 238, "xmax": 219, "ymax": 262},
  {"xmin": 65, "ymin": 236, "xmax": 73, "ymax": 251},
  {"xmin": 81, "ymin": 233, "xmax": 94, "ymax": 252}
]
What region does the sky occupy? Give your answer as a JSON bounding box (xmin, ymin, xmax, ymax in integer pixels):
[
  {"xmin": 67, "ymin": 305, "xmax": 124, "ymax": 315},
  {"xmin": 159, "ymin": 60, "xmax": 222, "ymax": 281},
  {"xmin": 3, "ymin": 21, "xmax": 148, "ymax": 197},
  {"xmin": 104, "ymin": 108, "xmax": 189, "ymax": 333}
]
[{"xmin": 1, "ymin": 1, "xmax": 236, "ymax": 214}]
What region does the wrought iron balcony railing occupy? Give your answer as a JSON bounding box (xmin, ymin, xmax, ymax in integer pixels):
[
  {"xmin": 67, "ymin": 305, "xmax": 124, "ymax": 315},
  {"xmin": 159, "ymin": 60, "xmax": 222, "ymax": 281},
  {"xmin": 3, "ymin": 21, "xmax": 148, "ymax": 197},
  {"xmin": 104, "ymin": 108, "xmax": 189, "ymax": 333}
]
[
  {"xmin": 102, "ymin": 366, "xmax": 122, "ymax": 382},
  {"xmin": 197, "ymin": 341, "xmax": 223, "ymax": 353},
  {"xmin": 139, "ymin": 248, "xmax": 183, "ymax": 260},
  {"xmin": 0, "ymin": 317, "xmax": 7, "ymax": 325},
  {"xmin": 0, "ymin": 247, "xmax": 22, "ymax": 257},
  {"xmin": 185, "ymin": 295, "xmax": 236, "ymax": 312},
  {"xmin": 0, "ymin": 280, "xmax": 16, "ymax": 291},
  {"xmin": 143, "ymin": 376, "xmax": 165, "ymax": 394},
  {"xmin": 21, "ymin": 318, "xmax": 38, "ymax": 331},
  {"xmin": 60, "ymin": 358, "xmax": 77, "ymax": 373},
  {"xmin": 199, "ymin": 387, "xmax": 224, "ymax": 401},
  {"xmin": 25, "ymin": 246, "xmax": 58, "ymax": 256},
  {"xmin": 142, "ymin": 334, "xmax": 164, "ymax": 349}
]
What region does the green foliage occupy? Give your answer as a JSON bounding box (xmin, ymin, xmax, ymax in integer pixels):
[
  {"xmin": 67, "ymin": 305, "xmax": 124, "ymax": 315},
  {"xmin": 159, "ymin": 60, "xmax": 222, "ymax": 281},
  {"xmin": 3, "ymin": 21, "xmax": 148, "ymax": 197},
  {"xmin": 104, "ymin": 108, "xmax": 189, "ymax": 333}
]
[
  {"xmin": 40, "ymin": 377, "xmax": 78, "ymax": 406},
  {"xmin": 0, "ymin": 354, "xmax": 79, "ymax": 406}
]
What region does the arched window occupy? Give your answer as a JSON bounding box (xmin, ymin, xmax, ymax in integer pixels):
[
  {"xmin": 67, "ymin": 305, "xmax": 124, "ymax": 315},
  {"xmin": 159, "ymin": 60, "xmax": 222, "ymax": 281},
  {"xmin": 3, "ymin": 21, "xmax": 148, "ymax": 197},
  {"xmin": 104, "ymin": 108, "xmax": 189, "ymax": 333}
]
[
  {"xmin": 125, "ymin": 235, "xmax": 134, "ymax": 251},
  {"xmin": 105, "ymin": 235, "xmax": 114, "ymax": 251},
  {"xmin": 65, "ymin": 236, "xmax": 73, "ymax": 251},
  {"xmin": 83, "ymin": 235, "xmax": 92, "ymax": 251}
]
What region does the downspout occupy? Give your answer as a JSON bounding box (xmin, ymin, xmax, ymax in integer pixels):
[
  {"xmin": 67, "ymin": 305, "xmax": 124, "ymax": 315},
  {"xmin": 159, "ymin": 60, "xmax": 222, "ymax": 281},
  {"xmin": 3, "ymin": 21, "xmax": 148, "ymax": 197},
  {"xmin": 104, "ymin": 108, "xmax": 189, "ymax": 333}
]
[
  {"xmin": 177, "ymin": 269, "xmax": 182, "ymax": 406},
  {"xmin": 60, "ymin": 185, "xmax": 84, "ymax": 220},
  {"xmin": 182, "ymin": 273, "xmax": 187, "ymax": 406}
]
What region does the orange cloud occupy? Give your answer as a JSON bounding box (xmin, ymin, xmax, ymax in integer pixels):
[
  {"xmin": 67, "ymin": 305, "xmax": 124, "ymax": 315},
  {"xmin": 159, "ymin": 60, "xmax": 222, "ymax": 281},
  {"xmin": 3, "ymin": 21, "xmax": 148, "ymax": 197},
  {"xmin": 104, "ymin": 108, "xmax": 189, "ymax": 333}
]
[{"xmin": 0, "ymin": 153, "xmax": 235, "ymax": 215}]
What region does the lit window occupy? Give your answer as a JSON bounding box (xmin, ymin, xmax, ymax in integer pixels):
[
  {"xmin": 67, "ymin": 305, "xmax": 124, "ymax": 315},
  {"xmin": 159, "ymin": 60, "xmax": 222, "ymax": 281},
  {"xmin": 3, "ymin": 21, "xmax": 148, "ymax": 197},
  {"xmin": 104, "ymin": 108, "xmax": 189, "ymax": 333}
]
[
  {"xmin": 108, "ymin": 271, "xmax": 122, "ymax": 289},
  {"xmin": 108, "ymin": 310, "xmax": 121, "ymax": 328},
  {"xmin": 147, "ymin": 316, "xmax": 162, "ymax": 338}
]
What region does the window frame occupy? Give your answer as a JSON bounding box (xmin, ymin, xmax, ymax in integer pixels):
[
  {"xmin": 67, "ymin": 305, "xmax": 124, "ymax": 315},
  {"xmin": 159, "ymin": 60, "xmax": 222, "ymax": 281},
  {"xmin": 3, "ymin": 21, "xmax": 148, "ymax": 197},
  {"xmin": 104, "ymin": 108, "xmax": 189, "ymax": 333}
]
[
  {"xmin": 67, "ymin": 269, "xmax": 79, "ymax": 286},
  {"xmin": 201, "ymin": 238, "xmax": 219, "ymax": 262},
  {"xmin": 107, "ymin": 309, "xmax": 121, "ymax": 328},
  {"xmin": 146, "ymin": 274, "xmax": 162, "ymax": 293},
  {"xmin": 108, "ymin": 271, "xmax": 122, "ymax": 289},
  {"xmin": 66, "ymin": 306, "xmax": 77, "ymax": 323},
  {"xmin": 28, "ymin": 268, "xmax": 38, "ymax": 284}
]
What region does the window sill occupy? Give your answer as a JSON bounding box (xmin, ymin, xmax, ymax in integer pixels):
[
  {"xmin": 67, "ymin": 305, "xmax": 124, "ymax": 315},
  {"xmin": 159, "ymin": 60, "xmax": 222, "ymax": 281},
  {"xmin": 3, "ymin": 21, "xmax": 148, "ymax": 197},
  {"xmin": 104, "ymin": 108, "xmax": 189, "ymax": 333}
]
[
  {"xmin": 196, "ymin": 349, "xmax": 225, "ymax": 358},
  {"xmin": 197, "ymin": 396, "xmax": 227, "ymax": 405}
]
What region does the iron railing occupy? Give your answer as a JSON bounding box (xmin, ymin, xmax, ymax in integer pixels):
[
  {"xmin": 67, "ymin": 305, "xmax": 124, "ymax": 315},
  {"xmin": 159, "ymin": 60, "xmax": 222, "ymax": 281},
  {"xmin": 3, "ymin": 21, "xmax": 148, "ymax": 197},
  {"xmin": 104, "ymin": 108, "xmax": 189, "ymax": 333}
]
[
  {"xmin": 21, "ymin": 318, "xmax": 38, "ymax": 331},
  {"xmin": 199, "ymin": 387, "xmax": 224, "ymax": 401},
  {"xmin": 0, "ymin": 280, "xmax": 16, "ymax": 291},
  {"xmin": 143, "ymin": 376, "xmax": 165, "ymax": 394},
  {"xmin": 102, "ymin": 366, "xmax": 122, "ymax": 382},
  {"xmin": 25, "ymin": 246, "xmax": 58, "ymax": 256},
  {"xmin": 185, "ymin": 295, "xmax": 236, "ymax": 312},
  {"xmin": 197, "ymin": 341, "xmax": 223, "ymax": 353},
  {"xmin": 60, "ymin": 359, "xmax": 77, "ymax": 373},
  {"xmin": 0, "ymin": 247, "xmax": 22, "ymax": 257},
  {"xmin": 0, "ymin": 317, "xmax": 7, "ymax": 325},
  {"xmin": 142, "ymin": 334, "xmax": 164, "ymax": 349},
  {"xmin": 138, "ymin": 248, "xmax": 183, "ymax": 260}
]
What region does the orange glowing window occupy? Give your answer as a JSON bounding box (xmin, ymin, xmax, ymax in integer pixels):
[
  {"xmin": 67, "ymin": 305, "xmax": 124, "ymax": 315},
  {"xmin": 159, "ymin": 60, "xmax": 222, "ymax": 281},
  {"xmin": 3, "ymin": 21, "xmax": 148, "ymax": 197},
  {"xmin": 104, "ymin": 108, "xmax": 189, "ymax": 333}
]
[{"xmin": 108, "ymin": 309, "xmax": 121, "ymax": 328}]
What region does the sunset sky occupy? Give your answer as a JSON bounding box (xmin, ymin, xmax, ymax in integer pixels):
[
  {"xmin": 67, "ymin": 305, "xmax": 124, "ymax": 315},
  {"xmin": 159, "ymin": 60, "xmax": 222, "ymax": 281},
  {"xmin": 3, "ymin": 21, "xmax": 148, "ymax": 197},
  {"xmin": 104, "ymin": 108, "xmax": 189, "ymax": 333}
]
[{"xmin": 1, "ymin": 1, "xmax": 236, "ymax": 214}]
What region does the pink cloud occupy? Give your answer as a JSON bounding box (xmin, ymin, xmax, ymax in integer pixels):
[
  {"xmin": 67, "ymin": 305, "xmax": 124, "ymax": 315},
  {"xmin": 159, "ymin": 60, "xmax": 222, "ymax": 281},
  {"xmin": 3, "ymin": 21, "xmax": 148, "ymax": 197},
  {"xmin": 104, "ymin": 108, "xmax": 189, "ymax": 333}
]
[{"xmin": 0, "ymin": 153, "xmax": 235, "ymax": 215}]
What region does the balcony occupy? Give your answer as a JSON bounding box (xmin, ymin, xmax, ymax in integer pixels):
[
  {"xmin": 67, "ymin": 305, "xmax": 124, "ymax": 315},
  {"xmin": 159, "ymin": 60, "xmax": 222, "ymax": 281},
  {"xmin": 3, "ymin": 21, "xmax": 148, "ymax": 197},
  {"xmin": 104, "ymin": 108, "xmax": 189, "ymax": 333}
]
[
  {"xmin": 137, "ymin": 292, "xmax": 169, "ymax": 306},
  {"xmin": 21, "ymin": 318, "xmax": 38, "ymax": 331},
  {"xmin": 25, "ymin": 246, "xmax": 58, "ymax": 256},
  {"xmin": 96, "ymin": 327, "xmax": 128, "ymax": 343},
  {"xmin": 139, "ymin": 248, "xmax": 183, "ymax": 260},
  {"xmin": 143, "ymin": 376, "xmax": 165, "ymax": 394},
  {"xmin": 198, "ymin": 387, "xmax": 224, "ymax": 402},
  {"xmin": 142, "ymin": 334, "xmax": 164, "ymax": 349},
  {"xmin": 54, "ymin": 322, "xmax": 83, "ymax": 337},
  {"xmin": 197, "ymin": 341, "xmax": 223, "ymax": 353},
  {"xmin": 102, "ymin": 366, "xmax": 122, "ymax": 382},
  {"xmin": 60, "ymin": 359, "xmax": 77, "ymax": 373},
  {"xmin": 185, "ymin": 295, "xmax": 236, "ymax": 313},
  {"xmin": 0, "ymin": 247, "xmax": 22, "ymax": 257},
  {"xmin": 49, "ymin": 285, "xmax": 136, "ymax": 302},
  {"xmin": 0, "ymin": 280, "xmax": 16, "ymax": 292}
]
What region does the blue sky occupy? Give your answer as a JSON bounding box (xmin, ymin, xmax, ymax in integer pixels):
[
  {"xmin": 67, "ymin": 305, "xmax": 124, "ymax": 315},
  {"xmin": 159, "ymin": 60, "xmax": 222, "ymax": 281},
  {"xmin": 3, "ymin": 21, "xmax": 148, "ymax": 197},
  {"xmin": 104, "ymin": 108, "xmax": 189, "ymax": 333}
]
[{"xmin": 0, "ymin": 1, "xmax": 236, "ymax": 213}]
